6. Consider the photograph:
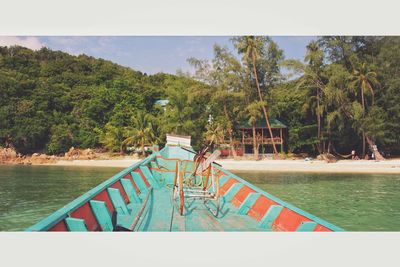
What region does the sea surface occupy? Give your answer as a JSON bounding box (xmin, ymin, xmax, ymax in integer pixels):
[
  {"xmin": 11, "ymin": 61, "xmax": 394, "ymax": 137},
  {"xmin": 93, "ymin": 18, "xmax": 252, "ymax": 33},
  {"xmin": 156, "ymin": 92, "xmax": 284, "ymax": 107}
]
[{"xmin": 0, "ymin": 165, "xmax": 399, "ymax": 231}]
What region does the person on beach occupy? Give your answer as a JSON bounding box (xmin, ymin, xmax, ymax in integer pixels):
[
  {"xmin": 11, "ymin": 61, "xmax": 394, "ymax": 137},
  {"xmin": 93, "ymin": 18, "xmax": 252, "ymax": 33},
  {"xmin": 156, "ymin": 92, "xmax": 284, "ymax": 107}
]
[
  {"xmin": 351, "ymin": 150, "xmax": 359, "ymax": 160},
  {"xmin": 351, "ymin": 150, "xmax": 356, "ymax": 160}
]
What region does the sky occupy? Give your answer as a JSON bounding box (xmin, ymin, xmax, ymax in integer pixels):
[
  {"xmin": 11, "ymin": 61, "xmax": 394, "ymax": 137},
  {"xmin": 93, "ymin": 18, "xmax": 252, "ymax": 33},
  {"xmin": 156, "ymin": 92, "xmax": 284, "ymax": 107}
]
[{"xmin": 0, "ymin": 36, "xmax": 316, "ymax": 74}]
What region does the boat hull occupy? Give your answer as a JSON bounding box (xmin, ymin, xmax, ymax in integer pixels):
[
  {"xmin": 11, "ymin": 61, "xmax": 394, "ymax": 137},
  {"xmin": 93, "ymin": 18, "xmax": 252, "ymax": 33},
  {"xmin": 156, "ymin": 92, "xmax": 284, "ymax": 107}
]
[{"xmin": 26, "ymin": 145, "xmax": 343, "ymax": 232}]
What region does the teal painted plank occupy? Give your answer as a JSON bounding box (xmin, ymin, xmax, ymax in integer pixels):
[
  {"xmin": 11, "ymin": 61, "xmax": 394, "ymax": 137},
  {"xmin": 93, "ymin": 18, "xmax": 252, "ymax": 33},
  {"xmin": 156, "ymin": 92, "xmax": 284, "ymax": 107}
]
[
  {"xmin": 140, "ymin": 165, "xmax": 160, "ymax": 189},
  {"xmin": 26, "ymin": 152, "xmax": 157, "ymax": 231},
  {"xmin": 218, "ymin": 175, "xmax": 229, "ymax": 188},
  {"xmin": 296, "ymin": 221, "xmax": 317, "ymax": 232},
  {"xmin": 65, "ymin": 218, "xmax": 88, "ymax": 232},
  {"xmin": 258, "ymin": 205, "xmax": 283, "ymax": 229},
  {"xmin": 151, "ymin": 169, "xmax": 163, "ymax": 185},
  {"xmin": 214, "ymin": 165, "xmax": 344, "ymax": 232},
  {"xmin": 131, "ymin": 172, "xmax": 148, "ymax": 194},
  {"xmin": 223, "ymin": 183, "xmax": 244, "ymax": 202},
  {"xmin": 136, "ymin": 188, "xmax": 176, "ymax": 231},
  {"xmin": 150, "ymin": 161, "xmax": 158, "ymax": 169},
  {"xmin": 121, "ymin": 178, "xmax": 141, "ymax": 203},
  {"xmin": 89, "ymin": 200, "xmax": 113, "ymax": 231},
  {"xmin": 107, "ymin": 188, "xmax": 129, "ymax": 215},
  {"xmin": 237, "ymin": 193, "xmax": 261, "ymax": 215}
]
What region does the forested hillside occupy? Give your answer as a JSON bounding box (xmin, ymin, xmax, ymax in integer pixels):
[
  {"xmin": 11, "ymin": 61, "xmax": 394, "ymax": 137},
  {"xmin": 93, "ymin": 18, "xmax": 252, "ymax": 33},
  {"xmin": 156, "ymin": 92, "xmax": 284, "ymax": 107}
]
[
  {"xmin": 1, "ymin": 36, "xmax": 400, "ymax": 157},
  {"xmin": 0, "ymin": 46, "xmax": 197, "ymax": 154}
]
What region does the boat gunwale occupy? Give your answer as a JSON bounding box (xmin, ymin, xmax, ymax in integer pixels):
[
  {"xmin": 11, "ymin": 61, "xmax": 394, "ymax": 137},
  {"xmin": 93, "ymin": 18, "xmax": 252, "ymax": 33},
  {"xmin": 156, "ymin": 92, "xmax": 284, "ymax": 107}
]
[
  {"xmin": 214, "ymin": 164, "xmax": 345, "ymax": 231},
  {"xmin": 25, "ymin": 153, "xmax": 157, "ymax": 231}
]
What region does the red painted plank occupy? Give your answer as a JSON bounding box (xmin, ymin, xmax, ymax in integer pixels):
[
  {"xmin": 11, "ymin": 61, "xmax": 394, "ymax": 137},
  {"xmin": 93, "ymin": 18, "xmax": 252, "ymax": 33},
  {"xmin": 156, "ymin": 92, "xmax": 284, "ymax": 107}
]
[
  {"xmin": 124, "ymin": 172, "xmax": 140, "ymax": 194},
  {"xmin": 231, "ymin": 186, "xmax": 255, "ymax": 207},
  {"xmin": 247, "ymin": 195, "xmax": 277, "ymax": 221},
  {"xmin": 272, "ymin": 208, "xmax": 311, "ymax": 231},
  {"xmin": 111, "ymin": 180, "xmax": 129, "ymax": 203},
  {"xmin": 219, "ymin": 178, "xmax": 238, "ymax": 196},
  {"xmin": 49, "ymin": 220, "xmax": 68, "ymax": 231},
  {"xmin": 70, "ymin": 202, "xmax": 100, "ymax": 231},
  {"xmin": 92, "ymin": 190, "xmax": 115, "ymax": 214}
]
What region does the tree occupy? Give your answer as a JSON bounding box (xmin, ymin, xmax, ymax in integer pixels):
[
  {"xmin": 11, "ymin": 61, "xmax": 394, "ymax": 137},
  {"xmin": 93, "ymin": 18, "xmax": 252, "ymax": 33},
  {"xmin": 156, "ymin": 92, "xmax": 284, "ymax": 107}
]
[
  {"xmin": 350, "ymin": 62, "xmax": 380, "ymax": 157},
  {"xmin": 299, "ymin": 41, "xmax": 326, "ymax": 154},
  {"xmin": 204, "ymin": 121, "xmax": 225, "ymax": 149},
  {"xmin": 188, "ymin": 44, "xmax": 245, "ymax": 156},
  {"xmin": 282, "ymin": 41, "xmax": 328, "ymax": 154},
  {"xmin": 98, "ymin": 123, "xmax": 125, "ymax": 153},
  {"xmin": 121, "ymin": 111, "xmax": 156, "ymax": 156},
  {"xmin": 233, "ymin": 36, "xmax": 279, "ymax": 155},
  {"xmin": 246, "ymin": 101, "xmax": 264, "ymax": 159}
]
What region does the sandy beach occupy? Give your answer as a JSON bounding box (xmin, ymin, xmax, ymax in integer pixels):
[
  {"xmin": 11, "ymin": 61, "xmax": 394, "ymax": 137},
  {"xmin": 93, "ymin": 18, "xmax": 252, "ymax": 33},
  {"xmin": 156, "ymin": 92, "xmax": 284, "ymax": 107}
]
[{"xmin": 49, "ymin": 158, "xmax": 400, "ymax": 174}]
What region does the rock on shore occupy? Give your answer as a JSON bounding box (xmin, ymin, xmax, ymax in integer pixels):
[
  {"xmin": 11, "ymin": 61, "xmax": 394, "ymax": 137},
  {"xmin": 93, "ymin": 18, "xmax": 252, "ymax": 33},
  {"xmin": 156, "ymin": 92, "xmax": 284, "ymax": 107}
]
[{"xmin": 0, "ymin": 147, "xmax": 98, "ymax": 165}]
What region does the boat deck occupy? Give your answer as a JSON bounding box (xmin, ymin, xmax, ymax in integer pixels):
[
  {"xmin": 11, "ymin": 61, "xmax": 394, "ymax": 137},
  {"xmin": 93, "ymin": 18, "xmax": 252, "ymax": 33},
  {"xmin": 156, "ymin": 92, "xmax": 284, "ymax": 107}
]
[{"xmin": 136, "ymin": 188, "xmax": 264, "ymax": 231}]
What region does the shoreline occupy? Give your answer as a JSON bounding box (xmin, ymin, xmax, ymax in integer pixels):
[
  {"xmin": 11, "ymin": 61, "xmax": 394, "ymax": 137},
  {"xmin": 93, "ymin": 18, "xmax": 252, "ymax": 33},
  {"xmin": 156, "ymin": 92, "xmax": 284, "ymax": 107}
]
[
  {"xmin": 216, "ymin": 159, "xmax": 400, "ymax": 174},
  {"xmin": 6, "ymin": 158, "xmax": 398, "ymax": 174}
]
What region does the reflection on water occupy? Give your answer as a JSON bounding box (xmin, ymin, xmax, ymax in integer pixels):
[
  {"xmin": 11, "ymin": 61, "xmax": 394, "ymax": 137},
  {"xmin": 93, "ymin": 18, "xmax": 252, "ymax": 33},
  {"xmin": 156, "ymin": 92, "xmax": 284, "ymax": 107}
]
[{"xmin": 0, "ymin": 165, "xmax": 399, "ymax": 231}]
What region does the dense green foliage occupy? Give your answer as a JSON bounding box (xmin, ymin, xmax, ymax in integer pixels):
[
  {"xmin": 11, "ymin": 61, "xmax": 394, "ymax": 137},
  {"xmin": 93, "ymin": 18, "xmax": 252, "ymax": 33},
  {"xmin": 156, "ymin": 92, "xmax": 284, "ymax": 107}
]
[
  {"xmin": 0, "ymin": 46, "xmax": 166, "ymax": 154},
  {"xmin": 1, "ymin": 36, "xmax": 399, "ymax": 157},
  {"xmin": 279, "ymin": 37, "xmax": 400, "ymax": 156}
]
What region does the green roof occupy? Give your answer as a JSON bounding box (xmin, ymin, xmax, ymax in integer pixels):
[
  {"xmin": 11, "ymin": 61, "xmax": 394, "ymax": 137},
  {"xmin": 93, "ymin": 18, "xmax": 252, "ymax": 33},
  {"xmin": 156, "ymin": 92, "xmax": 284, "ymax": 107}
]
[{"xmin": 237, "ymin": 118, "xmax": 287, "ymax": 129}]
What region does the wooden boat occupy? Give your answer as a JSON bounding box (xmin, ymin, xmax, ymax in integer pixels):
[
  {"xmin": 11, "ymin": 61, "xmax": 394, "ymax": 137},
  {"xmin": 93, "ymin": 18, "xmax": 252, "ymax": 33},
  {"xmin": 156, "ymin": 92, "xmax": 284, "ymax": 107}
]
[{"xmin": 26, "ymin": 145, "xmax": 343, "ymax": 232}]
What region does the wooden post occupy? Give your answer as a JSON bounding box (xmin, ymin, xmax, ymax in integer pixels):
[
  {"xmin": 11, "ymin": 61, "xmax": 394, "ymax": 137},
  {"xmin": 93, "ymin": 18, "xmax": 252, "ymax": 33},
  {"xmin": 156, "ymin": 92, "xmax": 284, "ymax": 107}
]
[
  {"xmin": 280, "ymin": 128, "xmax": 283, "ymax": 153},
  {"xmin": 242, "ymin": 129, "xmax": 245, "ymax": 154},
  {"xmin": 261, "ymin": 128, "xmax": 264, "ymax": 155}
]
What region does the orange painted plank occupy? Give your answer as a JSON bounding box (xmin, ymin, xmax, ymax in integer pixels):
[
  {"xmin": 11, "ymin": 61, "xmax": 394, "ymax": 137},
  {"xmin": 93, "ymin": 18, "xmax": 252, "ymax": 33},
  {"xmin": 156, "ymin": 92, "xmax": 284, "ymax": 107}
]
[
  {"xmin": 219, "ymin": 178, "xmax": 238, "ymax": 195},
  {"xmin": 247, "ymin": 195, "xmax": 278, "ymax": 221},
  {"xmin": 314, "ymin": 224, "xmax": 332, "ymax": 232},
  {"xmin": 272, "ymin": 208, "xmax": 311, "ymax": 231},
  {"xmin": 231, "ymin": 186, "xmax": 255, "ymax": 207}
]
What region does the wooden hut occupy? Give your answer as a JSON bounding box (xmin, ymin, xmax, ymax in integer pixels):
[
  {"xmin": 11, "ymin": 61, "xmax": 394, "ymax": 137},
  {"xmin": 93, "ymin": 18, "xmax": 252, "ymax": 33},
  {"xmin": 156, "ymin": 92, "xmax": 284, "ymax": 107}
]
[{"xmin": 236, "ymin": 118, "xmax": 288, "ymax": 155}]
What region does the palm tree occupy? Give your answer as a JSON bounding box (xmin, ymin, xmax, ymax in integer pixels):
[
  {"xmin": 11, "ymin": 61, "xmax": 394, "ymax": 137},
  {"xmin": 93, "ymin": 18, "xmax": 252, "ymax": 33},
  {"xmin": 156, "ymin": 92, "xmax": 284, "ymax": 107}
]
[
  {"xmin": 351, "ymin": 62, "xmax": 379, "ymax": 109},
  {"xmin": 121, "ymin": 111, "xmax": 156, "ymax": 157},
  {"xmin": 98, "ymin": 123, "xmax": 125, "ymax": 153},
  {"xmin": 233, "ymin": 36, "xmax": 279, "ymax": 155},
  {"xmin": 301, "ymin": 41, "xmax": 326, "ymax": 154},
  {"xmin": 350, "ymin": 62, "xmax": 380, "ymax": 157},
  {"xmin": 204, "ymin": 121, "xmax": 225, "ymax": 149},
  {"xmin": 189, "ymin": 45, "xmax": 246, "ymax": 158},
  {"xmin": 246, "ymin": 101, "xmax": 263, "ymax": 159}
]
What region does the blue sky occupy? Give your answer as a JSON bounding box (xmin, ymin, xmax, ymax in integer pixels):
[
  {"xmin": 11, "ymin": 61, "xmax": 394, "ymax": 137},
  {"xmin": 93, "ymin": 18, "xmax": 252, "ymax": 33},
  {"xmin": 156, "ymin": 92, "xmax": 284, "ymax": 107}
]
[{"xmin": 0, "ymin": 36, "xmax": 315, "ymax": 74}]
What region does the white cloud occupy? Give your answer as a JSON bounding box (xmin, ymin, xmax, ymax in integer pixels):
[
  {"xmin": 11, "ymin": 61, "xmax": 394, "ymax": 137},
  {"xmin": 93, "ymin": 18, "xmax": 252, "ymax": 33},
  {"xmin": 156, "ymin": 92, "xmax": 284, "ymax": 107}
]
[
  {"xmin": 43, "ymin": 36, "xmax": 88, "ymax": 55},
  {"xmin": 43, "ymin": 36, "xmax": 117, "ymax": 56},
  {"xmin": 0, "ymin": 36, "xmax": 43, "ymax": 50}
]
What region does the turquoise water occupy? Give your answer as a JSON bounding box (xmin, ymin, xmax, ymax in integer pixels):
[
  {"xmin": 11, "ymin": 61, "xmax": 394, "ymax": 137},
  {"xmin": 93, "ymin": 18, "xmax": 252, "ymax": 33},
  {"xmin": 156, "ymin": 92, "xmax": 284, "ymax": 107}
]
[
  {"xmin": 0, "ymin": 165, "xmax": 399, "ymax": 231},
  {"xmin": 0, "ymin": 165, "xmax": 121, "ymax": 231}
]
